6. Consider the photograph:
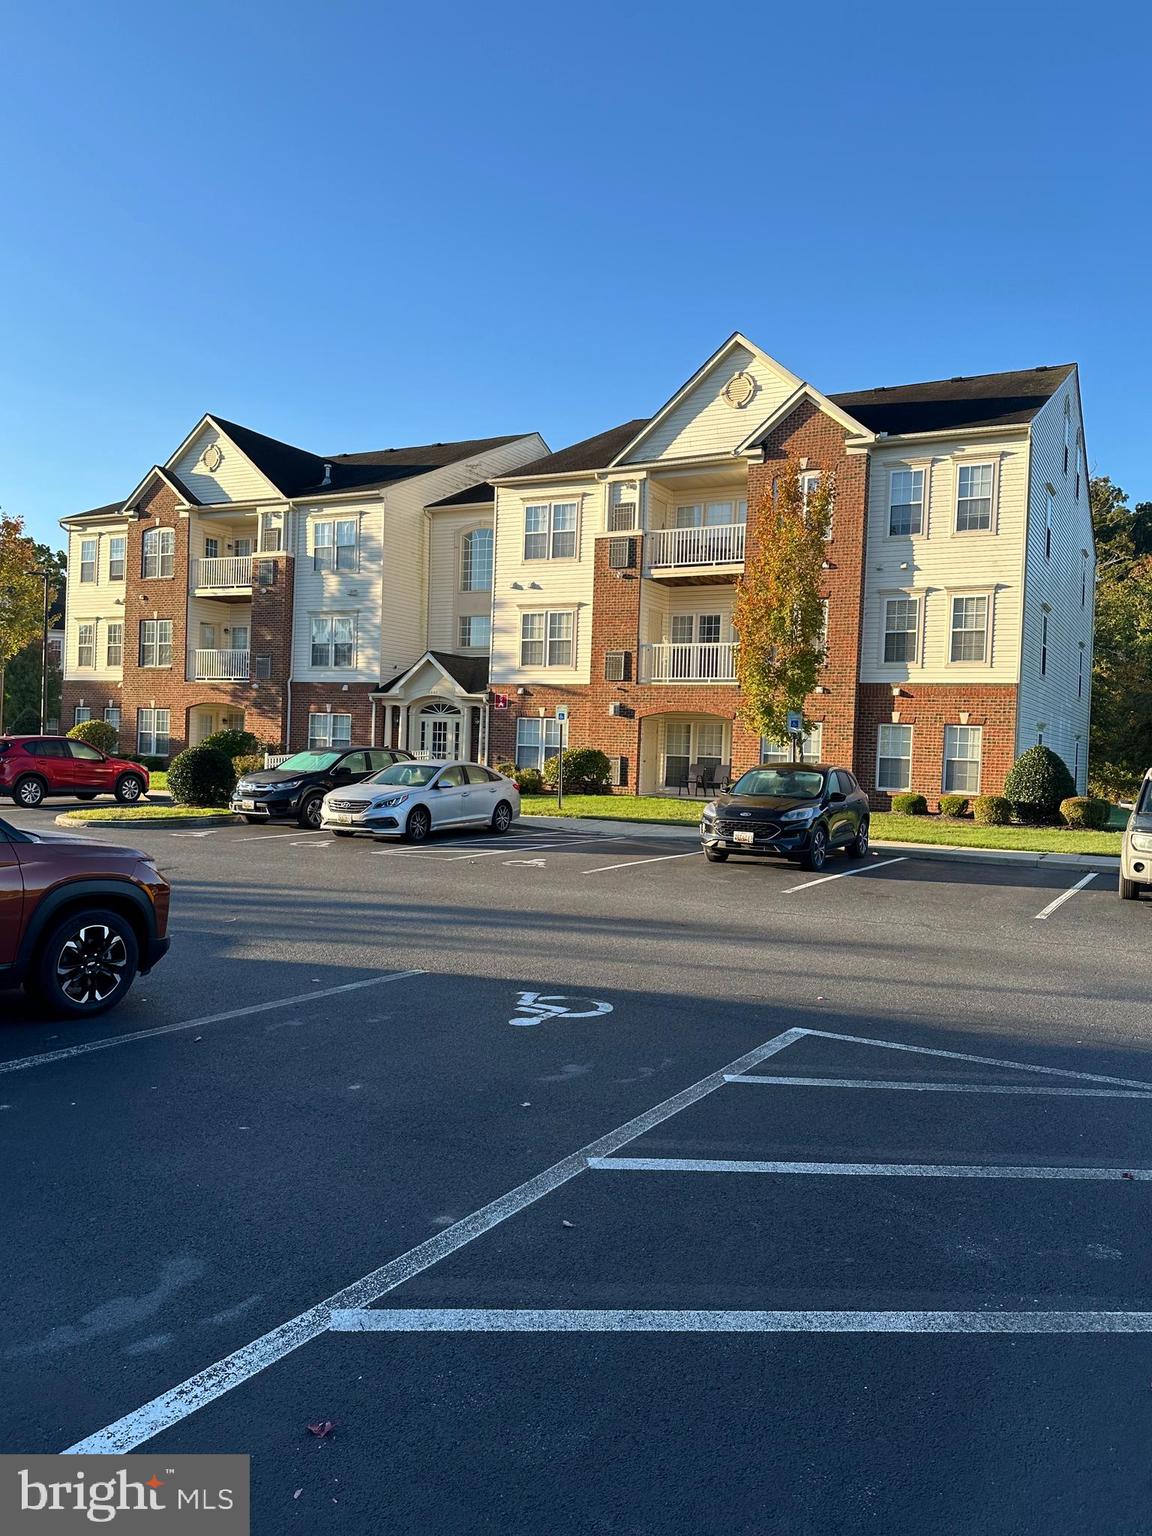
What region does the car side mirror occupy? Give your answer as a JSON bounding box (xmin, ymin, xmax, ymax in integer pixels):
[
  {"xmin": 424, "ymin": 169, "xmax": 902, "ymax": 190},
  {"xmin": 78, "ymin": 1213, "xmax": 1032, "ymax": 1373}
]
[{"xmin": 829, "ymin": 790, "xmax": 846, "ymax": 804}]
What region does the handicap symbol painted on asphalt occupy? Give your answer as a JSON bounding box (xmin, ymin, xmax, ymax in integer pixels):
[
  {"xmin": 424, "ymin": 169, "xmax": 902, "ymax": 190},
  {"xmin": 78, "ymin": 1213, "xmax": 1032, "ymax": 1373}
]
[{"xmin": 508, "ymin": 990, "xmax": 615, "ymax": 1027}]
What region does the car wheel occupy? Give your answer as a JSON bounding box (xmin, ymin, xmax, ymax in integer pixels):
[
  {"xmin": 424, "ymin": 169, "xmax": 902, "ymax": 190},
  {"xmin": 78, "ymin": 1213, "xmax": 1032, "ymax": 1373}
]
[
  {"xmin": 299, "ymin": 793, "xmax": 324, "ymax": 829},
  {"xmin": 115, "ymin": 774, "xmax": 145, "ymax": 804},
  {"xmin": 404, "ymin": 806, "xmax": 432, "ymax": 844},
  {"xmin": 332, "ymin": 830, "xmax": 355, "ymax": 838},
  {"xmin": 13, "ymin": 775, "xmax": 46, "ymax": 808},
  {"xmin": 491, "ymin": 800, "xmax": 514, "ymax": 834},
  {"xmin": 27, "ymin": 908, "xmax": 139, "ymax": 1017},
  {"xmin": 704, "ymin": 847, "xmax": 729, "ymax": 863},
  {"xmin": 1120, "ymin": 875, "xmax": 1142, "ymax": 900},
  {"xmin": 801, "ymin": 825, "xmax": 828, "ymax": 872},
  {"xmin": 846, "ymin": 817, "xmax": 870, "ymax": 859}
]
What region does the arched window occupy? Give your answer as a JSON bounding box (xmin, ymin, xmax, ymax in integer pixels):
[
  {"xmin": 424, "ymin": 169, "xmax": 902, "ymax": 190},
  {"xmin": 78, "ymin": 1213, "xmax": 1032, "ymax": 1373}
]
[{"xmin": 461, "ymin": 527, "xmax": 493, "ymax": 592}]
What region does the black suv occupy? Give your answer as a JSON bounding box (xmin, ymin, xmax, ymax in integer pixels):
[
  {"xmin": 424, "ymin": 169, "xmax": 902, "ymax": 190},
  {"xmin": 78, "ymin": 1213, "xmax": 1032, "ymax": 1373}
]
[
  {"xmin": 701, "ymin": 763, "xmax": 870, "ymax": 872},
  {"xmin": 230, "ymin": 747, "xmax": 413, "ymax": 828}
]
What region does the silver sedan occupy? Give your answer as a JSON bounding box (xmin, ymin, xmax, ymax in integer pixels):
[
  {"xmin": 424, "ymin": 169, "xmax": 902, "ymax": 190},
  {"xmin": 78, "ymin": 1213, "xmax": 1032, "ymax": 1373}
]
[{"xmin": 320, "ymin": 760, "xmax": 521, "ymax": 843}]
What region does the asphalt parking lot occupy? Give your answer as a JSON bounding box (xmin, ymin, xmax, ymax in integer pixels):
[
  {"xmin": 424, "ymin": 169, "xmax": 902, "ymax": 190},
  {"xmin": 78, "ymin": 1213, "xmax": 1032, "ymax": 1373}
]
[{"xmin": 2, "ymin": 800, "xmax": 1150, "ymax": 1534}]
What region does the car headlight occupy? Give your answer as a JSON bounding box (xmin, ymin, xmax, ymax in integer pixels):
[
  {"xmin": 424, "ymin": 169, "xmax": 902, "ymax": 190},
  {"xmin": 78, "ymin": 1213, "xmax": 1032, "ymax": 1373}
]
[
  {"xmin": 276, "ymin": 779, "xmax": 303, "ymax": 792},
  {"xmin": 1130, "ymin": 833, "xmax": 1152, "ymax": 852},
  {"xmin": 701, "ymin": 804, "xmax": 717, "ymax": 820},
  {"xmin": 236, "ymin": 780, "xmax": 253, "ymax": 793},
  {"xmin": 374, "ymin": 794, "xmax": 410, "ymax": 808},
  {"xmin": 779, "ymin": 806, "xmax": 819, "ymax": 823}
]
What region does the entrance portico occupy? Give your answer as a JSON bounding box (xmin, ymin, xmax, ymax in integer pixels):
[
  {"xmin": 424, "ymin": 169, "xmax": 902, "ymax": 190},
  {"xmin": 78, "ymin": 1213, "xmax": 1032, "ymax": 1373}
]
[{"xmin": 373, "ymin": 651, "xmax": 490, "ymax": 761}]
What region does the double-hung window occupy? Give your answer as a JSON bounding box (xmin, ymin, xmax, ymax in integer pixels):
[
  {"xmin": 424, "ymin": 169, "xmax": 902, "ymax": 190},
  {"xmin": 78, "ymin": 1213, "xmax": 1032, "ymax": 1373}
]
[
  {"xmin": 139, "ymin": 619, "xmax": 172, "ymax": 667},
  {"xmin": 79, "ymin": 538, "xmax": 97, "ymax": 583},
  {"xmin": 459, "ymin": 614, "xmax": 491, "ymax": 649},
  {"xmin": 949, "ymin": 595, "xmax": 989, "ymax": 663},
  {"xmin": 523, "ymin": 502, "xmax": 578, "ymax": 560},
  {"xmin": 313, "ymin": 519, "xmax": 357, "ymax": 571},
  {"xmin": 142, "ymin": 527, "xmax": 175, "ymax": 578},
  {"xmin": 520, "ymin": 610, "xmax": 575, "ymax": 668},
  {"xmin": 74, "ymin": 705, "xmax": 91, "ymax": 725},
  {"xmin": 104, "ymin": 706, "xmax": 121, "ymax": 735},
  {"xmin": 310, "ymin": 616, "xmax": 355, "ymax": 668},
  {"xmin": 137, "ymin": 708, "xmax": 170, "ymax": 757},
  {"xmin": 308, "ymin": 712, "xmax": 352, "ymax": 749},
  {"xmin": 105, "ymin": 621, "xmax": 123, "ymax": 669},
  {"xmin": 762, "ymin": 723, "xmax": 823, "ymax": 762},
  {"xmin": 108, "ymin": 535, "xmax": 126, "ymax": 581},
  {"xmin": 955, "ymin": 463, "xmax": 994, "ymax": 532},
  {"xmin": 943, "ymin": 725, "xmax": 982, "ymax": 794},
  {"xmin": 461, "ymin": 528, "xmax": 493, "ymax": 591},
  {"xmin": 877, "ymin": 724, "xmax": 913, "ymax": 792},
  {"xmin": 888, "ymin": 469, "xmax": 924, "ymax": 535},
  {"xmin": 76, "ymin": 623, "xmax": 96, "ymax": 668},
  {"xmin": 883, "ymin": 597, "xmax": 919, "ymax": 663},
  {"xmin": 515, "ymin": 716, "xmax": 562, "ymax": 770}
]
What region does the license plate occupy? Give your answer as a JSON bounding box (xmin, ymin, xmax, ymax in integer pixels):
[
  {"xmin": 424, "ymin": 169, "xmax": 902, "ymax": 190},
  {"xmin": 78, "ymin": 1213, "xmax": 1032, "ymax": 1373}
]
[
  {"xmin": 240, "ymin": 799, "xmax": 256, "ymax": 810},
  {"xmin": 328, "ymin": 813, "xmax": 352, "ymax": 824},
  {"xmin": 733, "ymin": 829, "xmax": 755, "ymax": 845}
]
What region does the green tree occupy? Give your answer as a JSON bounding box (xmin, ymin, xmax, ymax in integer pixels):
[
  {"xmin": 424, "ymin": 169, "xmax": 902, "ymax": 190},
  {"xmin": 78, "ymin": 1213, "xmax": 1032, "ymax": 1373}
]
[
  {"xmin": 733, "ymin": 461, "xmax": 833, "ymax": 752},
  {"xmin": 1, "ymin": 636, "xmax": 61, "ymax": 733},
  {"xmin": 1090, "ymin": 554, "xmax": 1152, "ymax": 796},
  {"xmin": 1090, "ymin": 476, "xmax": 1152, "ymax": 577},
  {"xmin": 0, "ymin": 514, "xmax": 46, "ymax": 671}
]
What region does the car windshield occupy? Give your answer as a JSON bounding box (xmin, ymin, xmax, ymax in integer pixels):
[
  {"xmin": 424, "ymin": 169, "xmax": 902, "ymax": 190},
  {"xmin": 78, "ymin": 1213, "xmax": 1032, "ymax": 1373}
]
[
  {"xmin": 730, "ymin": 767, "xmax": 827, "ymax": 800},
  {"xmin": 1137, "ymin": 778, "xmax": 1152, "ymax": 815},
  {"xmin": 369, "ymin": 762, "xmax": 443, "ymax": 787},
  {"xmin": 274, "ymin": 751, "xmax": 341, "ymax": 774}
]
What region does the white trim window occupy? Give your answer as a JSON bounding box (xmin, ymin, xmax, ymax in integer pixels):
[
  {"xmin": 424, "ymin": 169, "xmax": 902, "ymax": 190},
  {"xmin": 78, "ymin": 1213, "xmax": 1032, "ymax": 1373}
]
[
  {"xmin": 141, "ymin": 527, "xmax": 175, "ymax": 578},
  {"xmin": 1045, "ymin": 488, "xmax": 1054, "ymax": 560},
  {"xmin": 139, "ymin": 619, "xmax": 173, "ymax": 668},
  {"xmin": 103, "ymin": 706, "xmax": 121, "ymax": 734},
  {"xmin": 459, "ymin": 614, "xmax": 491, "ymax": 649},
  {"xmin": 310, "ymin": 616, "xmax": 355, "ymax": 669},
  {"xmin": 313, "ymin": 518, "xmax": 358, "ymax": 572},
  {"xmin": 515, "ymin": 716, "xmax": 562, "ymax": 770},
  {"xmin": 137, "ymin": 707, "xmax": 170, "ymax": 757},
  {"xmin": 461, "ymin": 528, "xmax": 493, "ymax": 591},
  {"xmin": 105, "ymin": 621, "xmax": 123, "ymax": 669},
  {"xmin": 673, "ymin": 498, "xmax": 748, "ymax": 528},
  {"xmin": 877, "ymin": 723, "xmax": 913, "ymax": 792},
  {"xmin": 883, "ymin": 597, "xmax": 919, "ymax": 664},
  {"xmin": 77, "ymin": 622, "xmax": 96, "ymax": 668},
  {"xmin": 308, "ymin": 712, "xmax": 353, "ymax": 749},
  {"xmin": 73, "ymin": 705, "xmax": 91, "ymax": 725},
  {"xmin": 949, "ymin": 594, "xmax": 989, "ymax": 663},
  {"xmin": 888, "ymin": 469, "xmax": 924, "ymax": 536},
  {"xmin": 955, "ymin": 463, "xmax": 994, "ymax": 532},
  {"xmin": 523, "ymin": 501, "xmax": 578, "ymax": 560},
  {"xmin": 520, "ymin": 609, "xmax": 575, "ymax": 668},
  {"xmin": 943, "ymin": 725, "xmax": 982, "ymax": 794},
  {"xmin": 79, "ymin": 538, "xmax": 98, "ymax": 583},
  {"xmin": 108, "ymin": 535, "xmax": 126, "ymax": 581},
  {"xmin": 762, "ymin": 723, "xmax": 823, "ymax": 762}
]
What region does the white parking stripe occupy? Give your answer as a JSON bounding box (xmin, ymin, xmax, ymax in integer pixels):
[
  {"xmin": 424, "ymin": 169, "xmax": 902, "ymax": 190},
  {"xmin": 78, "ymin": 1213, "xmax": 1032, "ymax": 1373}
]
[
  {"xmin": 328, "ymin": 1308, "xmax": 1152, "ymax": 1334},
  {"xmin": 582, "ymin": 850, "xmax": 704, "ymax": 874},
  {"xmin": 783, "ymin": 857, "xmax": 906, "ymax": 893},
  {"xmin": 587, "ymin": 1156, "xmax": 1152, "ymax": 1180},
  {"xmin": 447, "ymin": 836, "xmax": 629, "ymax": 861},
  {"xmin": 1034, "ymin": 872, "xmax": 1098, "ymax": 919},
  {"xmin": 724, "ymin": 1074, "xmax": 1152, "ymax": 1099},
  {"xmin": 0, "ymin": 969, "xmax": 426, "ymax": 1076},
  {"xmin": 235, "ymin": 830, "xmax": 330, "ymax": 843}
]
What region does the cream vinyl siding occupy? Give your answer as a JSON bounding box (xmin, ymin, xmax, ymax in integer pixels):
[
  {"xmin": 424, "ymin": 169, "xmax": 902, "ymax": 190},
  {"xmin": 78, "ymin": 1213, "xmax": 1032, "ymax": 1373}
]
[
  {"xmin": 640, "ymin": 585, "xmax": 735, "ymax": 643},
  {"xmin": 621, "ymin": 344, "xmax": 797, "ymax": 465},
  {"xmin": 169, "ymin": 424, "xmax": 282, "ymax": 506},
  {"xmin": 859, "ymin": 436, "xmax": 1030, "ymax": 684},
  {"xmin": 490, "ymin": 478, "xmax": 599, "ymax": 685},
  {"xmin": 291, "ymin": 503, "xmax": 383, "ymax": 681},
  {"xmin": 427, "ymin": 508, "xmax": 494, "ymax": 652},
  {"xmin": 62, "ymin": 519, "xmax": 126, "ymax": 681},
  {"xmin": 1015, "ymin": 372, "xmax": 1093, "ymax": 788}
]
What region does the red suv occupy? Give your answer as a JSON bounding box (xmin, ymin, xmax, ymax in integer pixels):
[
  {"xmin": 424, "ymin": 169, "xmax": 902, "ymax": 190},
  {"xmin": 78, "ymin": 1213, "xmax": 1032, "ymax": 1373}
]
[
  {"xmin": 1, "ymin": 813, "xmax": 170, "ymax": 1015},
  {"xmin": 0, "ymin": 736, "xmax": 150, "ymax": 808}
]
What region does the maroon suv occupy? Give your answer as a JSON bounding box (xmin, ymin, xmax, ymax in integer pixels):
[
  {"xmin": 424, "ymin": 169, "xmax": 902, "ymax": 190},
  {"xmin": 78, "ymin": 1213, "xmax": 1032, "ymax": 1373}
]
[
  {"xmin": 0, "ymin": 736, "xmax": 150, "ymax": 808},
  {"xmin": 0, "ymin": 813, "xmax": 170, "ymax": 1016}
]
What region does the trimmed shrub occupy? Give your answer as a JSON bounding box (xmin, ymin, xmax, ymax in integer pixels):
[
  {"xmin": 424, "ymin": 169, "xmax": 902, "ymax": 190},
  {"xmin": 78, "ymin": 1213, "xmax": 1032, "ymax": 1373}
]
[
  {"xmin": 1003, "ymin": 745, "xmax": 1076, "ymax": 824},
  {"xmin": 974, "ymin": 794, "xmax": 1012, "ymax": 827},
  {"xmin": 515, "ymin": 766, "xmax": 544, "ymax": 793},
  {"xmin": 198, "ymin": 728, "xmax": 261, "ymax": 761},
  {"xmin": 5, "ymin": 707, "xmax": 39, "ymax": 735},
  {"xmin": 232, "ymin": 754, "xmax": 266, "ymax": 776},
  {"xmin": 891, "ymin": 792, "xmax": 928, "ymax": 816},
  {"xmin": 167, "ymin": 745, "xmax": 237, "ymax": 807},
  {"xmin": 1060, "ymin": 796, "xmax": 1111, "ymax": 830},
  {"xmin": 938, "ymin": 794, "xmax": 969, "ymax": 819},
  {"xmin": 67, "ymin": 718, "xmax": 119, "ymax": 754},
  {"xmin": 541, "ymin": 747, "xmax": 612, "ymax": 793}
]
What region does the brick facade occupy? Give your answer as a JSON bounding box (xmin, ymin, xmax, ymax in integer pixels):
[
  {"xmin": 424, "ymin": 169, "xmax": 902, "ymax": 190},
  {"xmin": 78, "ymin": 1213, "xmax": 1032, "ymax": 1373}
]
[
  {"xmin": 288, "ymin": 683, "xmax": 378, "ymax": 751},
  {"xmin": 857, "ymin": 682, "xmax": 1019, "ymax": 808}
]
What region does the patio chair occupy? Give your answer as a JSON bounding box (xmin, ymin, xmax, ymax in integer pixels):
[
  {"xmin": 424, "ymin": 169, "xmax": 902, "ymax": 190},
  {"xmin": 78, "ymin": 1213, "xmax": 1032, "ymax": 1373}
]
[
  {"xmin": 704, "ymin": 761, "xmax": 731, "ymax": 795},
  {"xmin": 686, "ymin": 761, "xmax": 706, "ymax": 797}
]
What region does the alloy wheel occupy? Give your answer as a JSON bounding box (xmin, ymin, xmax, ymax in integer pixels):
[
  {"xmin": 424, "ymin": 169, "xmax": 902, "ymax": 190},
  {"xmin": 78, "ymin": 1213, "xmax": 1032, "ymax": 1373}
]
[
  {"xmin": 303, "ymin": 796, "xmax": 323, "ymax": 828},
  {"xmin": 17, "ymin": 778, "xmax": 44, "ymax": 807},
  {"xmin": 55, "ymin": 924, "xmax": 130, "ymax": 1007},
  {"xmin": 493, "ymin": 802, "xmax": 513, "ymax": 832},
  {"xmin": 119, "ymin": 776, "xmax": 143, "ymax": 802}
]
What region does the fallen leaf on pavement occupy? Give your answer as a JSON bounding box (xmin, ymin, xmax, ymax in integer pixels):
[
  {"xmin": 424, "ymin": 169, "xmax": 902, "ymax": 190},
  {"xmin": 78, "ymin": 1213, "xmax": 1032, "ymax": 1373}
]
[
  {"xmin": 561, "ymin": 1220, "xmax": 575, "ymax": 1229},
  {"xmin": 307, "ymin": 1421, "xmax": 335, "ymax": 1438},
  {"xmin": 293, "ymin": 1489, "xmax": 303, "ymax": 1499}
]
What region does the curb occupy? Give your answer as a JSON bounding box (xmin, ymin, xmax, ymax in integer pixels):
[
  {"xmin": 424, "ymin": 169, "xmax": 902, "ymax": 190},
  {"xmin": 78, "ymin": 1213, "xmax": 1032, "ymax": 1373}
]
[
  {"xmin": 521, "ymin": 814, "xmax": 1121, "ymax": 872},
  {"xmin": 55, "ymin": 811, "xmax": 240, "ymax": 830}
]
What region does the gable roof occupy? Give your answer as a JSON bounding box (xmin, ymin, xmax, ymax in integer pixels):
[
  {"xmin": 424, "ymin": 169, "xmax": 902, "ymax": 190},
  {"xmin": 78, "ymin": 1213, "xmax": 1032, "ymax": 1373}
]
[
  {"xmin": 498, "ymin": 419, "xmax": 652, "ymax": 480},
  {"xmin": 208, "ymin": 416, "xmax": 326, "ymax": 496},
  {"xmin": 426, "ymin": 481, "xmax": 496, "ymax": 508},
  {"xmin": 376, "ymin": 649, "xmax": 490, "ymax": 695},
  {"xmin": 829, "ymin": 364, "xmax": 1076, "ymax": 436},
  {"xmin": 66, "ymin": 500, "xmax": 128, "ymax": 522}
]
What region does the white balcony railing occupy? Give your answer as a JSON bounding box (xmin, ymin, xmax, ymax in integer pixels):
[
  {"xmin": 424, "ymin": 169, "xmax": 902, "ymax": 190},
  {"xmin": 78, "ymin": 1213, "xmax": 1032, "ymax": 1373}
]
[
  {"xmin": 193, "ymin": 648, "xmax": 250, "ymax": 680},
  {"xmin": 640, "ymin": 641, "xmax": 737, "ymax": 683},
  {"xmin": 192, "ymin": 556, "xmax": 254, "ymax": 590},
  {"xmin": 646, "ymin": 522, "xmax": 745, "ymax": 569}
]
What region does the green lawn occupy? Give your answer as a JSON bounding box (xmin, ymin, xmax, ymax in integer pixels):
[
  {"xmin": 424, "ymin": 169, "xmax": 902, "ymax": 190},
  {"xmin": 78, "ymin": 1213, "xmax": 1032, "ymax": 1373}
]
[
  {"xmin": 519, "ymin": 794, "xmax": 1122, "ymax": 855},
  {"xmin": 59, "ymin": 804, "xmax": 233, "ymax": 823},
  {"xmin": 148, "ymin": 770, "xmax": 168, "ymax": 791}
]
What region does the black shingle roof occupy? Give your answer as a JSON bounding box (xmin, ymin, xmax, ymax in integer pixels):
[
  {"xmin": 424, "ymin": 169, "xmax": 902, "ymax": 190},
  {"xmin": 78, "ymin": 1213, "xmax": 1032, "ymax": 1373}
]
[
  {"xmin": 830, "ymin": 365, "xmax": 1076, "ymax": 436},
  {"xmin": 378, "ymin": 650, "xmax": 489, "ymax": 694},
  {"xmin": 67, "ymin": 500, "xmax": 127, "ymax": 521},
  {"xmin": 426, "ymin": 481, "xmax": 496, "ymax": 509},
  {"xmin": 499, "ymin": 419, "xmax": 651, "ymax": 479}
]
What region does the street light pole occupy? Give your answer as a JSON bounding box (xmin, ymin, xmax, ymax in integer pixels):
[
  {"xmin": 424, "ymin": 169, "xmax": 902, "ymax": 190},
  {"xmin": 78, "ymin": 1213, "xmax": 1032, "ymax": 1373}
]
[{"xmin": 38, "ymin": 568, "xmax": 51, "ymax": 732}]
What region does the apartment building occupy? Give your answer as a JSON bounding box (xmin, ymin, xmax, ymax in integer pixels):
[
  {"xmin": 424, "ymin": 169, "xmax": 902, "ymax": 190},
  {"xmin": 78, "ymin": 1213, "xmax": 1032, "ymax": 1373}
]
[
  {"xmin": 60, "ymin": 418, "xmax": 546, "ymax": 759},
  {"xmin": 486, "ymin": 334, "xmax": 1093, "ymax": 802}
]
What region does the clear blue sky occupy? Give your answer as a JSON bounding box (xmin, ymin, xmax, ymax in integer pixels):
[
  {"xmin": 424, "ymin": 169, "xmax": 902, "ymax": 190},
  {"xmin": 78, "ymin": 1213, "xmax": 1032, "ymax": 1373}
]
[{"xmin": 2, "ymin": 0, "xmax": 1148, "ymax": 549}]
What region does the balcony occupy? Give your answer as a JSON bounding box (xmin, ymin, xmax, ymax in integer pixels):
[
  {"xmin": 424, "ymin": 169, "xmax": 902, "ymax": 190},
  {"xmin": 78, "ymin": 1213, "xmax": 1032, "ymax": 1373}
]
[
  {"xmin": 192, "ymin": 556, "xmax": 254, "ymax": 594},
  {"xmin": 646, "ymin": 522, "xmax": 745, "ymax": 571},
  {"xmin": 193, "ymin": 648, "xmax": 250, "ymax": 681},
  {"xmin": 639, "ymin": 641, "xmax": 737, "ymax": 684}
]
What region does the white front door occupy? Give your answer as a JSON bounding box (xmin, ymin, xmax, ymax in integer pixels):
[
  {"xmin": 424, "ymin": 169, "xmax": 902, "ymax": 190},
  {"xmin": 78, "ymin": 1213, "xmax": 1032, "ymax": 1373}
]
[{"xmin": 419, "ymin": 705, "xmax": 462, "ymax": 760}]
